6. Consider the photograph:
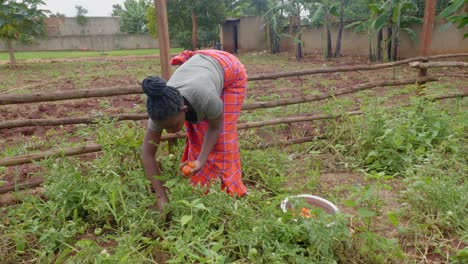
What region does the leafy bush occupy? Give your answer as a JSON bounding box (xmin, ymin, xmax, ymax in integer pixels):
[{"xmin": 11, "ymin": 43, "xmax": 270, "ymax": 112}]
[
  {"xmin": 337, "ymin": 99, "xmax": 464, "ymax": 175},
  {"xmin": 402, "ymin": 146, "xmax": 467, "ymax": 234}
]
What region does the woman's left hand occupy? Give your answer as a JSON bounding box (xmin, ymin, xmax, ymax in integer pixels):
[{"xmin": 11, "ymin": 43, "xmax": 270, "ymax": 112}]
[
  {"xmin": 180, "ymin": 160, "xmax": 204, "ymax": 177},
  {"xmin": 190, "ymin": 160, "xmax": 203, "ymax": 176}
]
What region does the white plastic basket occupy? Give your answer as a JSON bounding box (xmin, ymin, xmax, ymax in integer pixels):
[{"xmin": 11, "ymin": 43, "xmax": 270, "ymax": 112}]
[{"xmin": 281, "ymin": 194, "xmax": 339, "ymax": 219}]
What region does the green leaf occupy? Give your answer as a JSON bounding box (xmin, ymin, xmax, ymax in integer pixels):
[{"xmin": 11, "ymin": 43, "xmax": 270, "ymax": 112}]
[
  {"xmin": 357, "ymin": 208, "xmax": 376, "ymax": 218},
  {"xmin": 0, "ymin": 180, "xmax": 6, "ymax": 187},
  {"xmin": 193, "ymin": 203, "xmax": 208, "ymax": 211},
  {"xmin": 439, "ymin": 21, "xmax": 454, "ymax": 32},
  {"xmin": 438, "ymin": 0, "xmax": 465, "ymax": 19},
  {"xmin": 454, "ymin": 16, "xmax": 468, "ymax": 28},
  {"xmin": 15, "ymin": 237, "xmax": 26, "ymax": 252},
  {"xmin": 368, "ymin": 3, "xmax": 380, "ymax": 14},
  {"xmin": 455, "ymin": 247, "xmax": 468, "ymax": 258},
  {"xmin": 343, "ymin": 200, "xmax": 357, "ymax": 207},
  {"xmin": 387, "ymin": 212, "xmax": 399, "ymax": 227},
  {"xmin": 75, "ymin": 239, "xmax": 94, "ymax": 248},
  {"xmin": 180, "ymin": 215, "xmax": 192, "ymax": 226},
  {"xmin": 179, "ymin": 200, "xmax": 191, "ymax": 207},
  {"xmin": 191, "ymin": 198, "xmax": 201, "ymax": 205},
  {"xmin": 392, "ymin": 6, "xmax": 401, "ymax": 23},
  {"xmin": 310, "ymin": 4, "xmax": 325, "ymax": 25},
  {"xmin": 372, "ymin": 12, "xmax": 390, "ymax": 31},
  {"xmin": 345, "ymin": 20, "xmax": 364, "ymax": 29},
  {"xmin": 401, "ymin": 28, "xmax": 417, "ymax": 40}
]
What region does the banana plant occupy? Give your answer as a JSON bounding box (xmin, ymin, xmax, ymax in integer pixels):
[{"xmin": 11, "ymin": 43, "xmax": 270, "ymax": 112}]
[
  {"xmin": 347, "ymin": 0, "xmax": 421, "ymax": 61},
  {"xmin": 384, "ymin": 0, "xmax": 421, "ymax": 60},
  {"xmin": 307, "ymin": 0, "xmax": 340, "ymax": 59},
  {"xmin": 119, "ymin": 0, "xmax": 150, "ymax": 34},
  {"xmin": 438, "ymin": 0, "xmax": 467, "ymax": 38},
  {"xmin": 266, "ymin": 1, "xmax": 287, "ymax": 54},
  {"xmin": 346, "ymin": 0, "xmax": 387, "ymax": 61}
]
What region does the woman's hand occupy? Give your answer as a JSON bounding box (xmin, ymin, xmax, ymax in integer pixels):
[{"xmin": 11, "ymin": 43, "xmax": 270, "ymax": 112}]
[{"xmin": 180, "ymin": 160, "xmax": 204, "ymax": 177}]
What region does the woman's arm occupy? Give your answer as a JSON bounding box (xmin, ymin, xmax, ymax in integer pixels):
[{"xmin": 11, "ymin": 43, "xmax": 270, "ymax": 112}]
[
  {"xmin": 142, "ymin": 129, "xmax": 169, "ymax": 212},
  {"xmin": 191, "ymin": 114, "xmax": 223, "ymax": 173}
]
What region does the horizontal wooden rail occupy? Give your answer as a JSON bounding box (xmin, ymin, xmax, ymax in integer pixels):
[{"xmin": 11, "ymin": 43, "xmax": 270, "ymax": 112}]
[
  {"xmin": 0, "ymin": 144, "xmax": 103, "ymax": 167},
  {"xmin": 244, "ymin": 136, "xmax": 328, "ymax": 150},
  {"xmin": 0, "ymin": 187, "xmax": 45, "ymax": 206},
  {"xmin": 248, "ymin": 53, "xmax": 468, "ymax": 81},
  {"xmin": 0, "ymin": 86, "xmax": 142, "ymax": 105},
  {"xmin": 434, "ymin": 74, "xmax": 468, "ymax": 78},
  {"xmin": 0, "ymin": 114, "xmax": 149, "ymax": 129},
  {"xmin": 1, "ymin": 53, "xmax": 466, "ymax": 106},
  {"xmin": 409, "ymin": 61, "xmax": 468, "ymax": 69},
  {"xmin": 242, "ymin": 76, "xmax": 437, "ymax": 110},
  {"xmin": 426, "ymin": 91, "xmax": 468, "ymax": 100},
  {"xmin": 0, "ymin": 77, "xmax": 438, "ymax": 129},
  {"xmin": 0, "ymin": 178, "xmax": 44, "ymax": 194}
]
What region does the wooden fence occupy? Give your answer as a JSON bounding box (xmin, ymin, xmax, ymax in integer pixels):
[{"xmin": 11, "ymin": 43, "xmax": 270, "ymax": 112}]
[{"xmin": 0, "ymin": 53, "xmax": 467, "ymax": 197}]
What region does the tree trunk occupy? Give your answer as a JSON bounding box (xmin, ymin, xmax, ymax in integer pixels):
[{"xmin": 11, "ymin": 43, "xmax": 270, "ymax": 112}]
[
  {"xmin": 392, "ymin": 37, "xmax": 398, "ymax": 61},
  {"xmin": 326, "ymin": 15, "xmax": 332, "ymax": 59},
  {"xmin": 296, "ymin": 39, "xmax": 302, "ymax": 60},
  {"xmin": 386, "ymin": 25, "xmax": 392, "ymax": 61},
  {"xmin": 334, "ymin": 0, "xmax": 346, "ymax": 58},
  {"xmin": 269, "ymin": 20, "xmax": 280, "ymax": 54},
  {"xmin": 391, "ymin": 15, "xmax": 400, "ymax": 61},
  {"xmin": 191, "ymin": 9, "xmax": 198, "ymax": 50},
  {"xmin": 266, "ymin": 21, "xmax": 271, "ymax": 52},
  {"xmin": 7, "ymin": 41, "xmax": 16, "ymax": 66},
  {"xmin": 369, "ymin": 41, "xmax": 375, "ymax": 62},
  {"xmin": 296, "ymin": 11, "xmax": 302, "ymax": 60},
  {"xmin": 377, "ymin": 28, "xmax": 383, "ymax": 61}
]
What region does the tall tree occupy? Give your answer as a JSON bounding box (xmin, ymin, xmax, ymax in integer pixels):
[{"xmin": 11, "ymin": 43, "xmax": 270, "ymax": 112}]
[
  {"xmin": 75, "ymin": 5, "xmax": 88, "ymax": 26},
  {"xmin": 0, "ymin": 0, "xmax": 50, "ymax": 65},
  {"xmin": 191, "ymin": 8, "xmax": 197, "ymax": 50},
  {"xmin": 119, "ymin": 0, "xmax": 150, "ymax": 33},
  {"xmin": 147, "ymin": 0, "xmax": 226, "ymax": 49},
  {"xmin": 111, "ymin": 4, "xmax": 124, "ymax": 16}
]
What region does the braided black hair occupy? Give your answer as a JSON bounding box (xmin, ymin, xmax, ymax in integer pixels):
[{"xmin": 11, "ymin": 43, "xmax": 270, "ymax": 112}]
[{"xmin": 142, "ymin": 76, "xmax": 184, "ymax": 120}]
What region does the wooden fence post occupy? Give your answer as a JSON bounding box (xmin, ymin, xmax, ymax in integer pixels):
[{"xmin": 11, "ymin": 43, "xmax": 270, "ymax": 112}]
[{"xmin": 417, "ymin": 0, "xmax": 436, "ymax": 96}]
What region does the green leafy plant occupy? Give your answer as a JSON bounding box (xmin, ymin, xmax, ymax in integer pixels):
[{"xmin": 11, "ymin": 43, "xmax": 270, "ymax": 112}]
[
  {"xmin": 343, "ymin": 99, "xmax": 460, "ymax": 175},
  {"xmin": 343, "ymin": 171, "xmax": 405, "ymax": 262}
]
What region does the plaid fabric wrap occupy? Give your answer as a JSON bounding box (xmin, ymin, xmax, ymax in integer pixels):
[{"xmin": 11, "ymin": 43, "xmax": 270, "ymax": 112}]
[{"xmin": 171, "ymin": 50, "xmax": 248, "ymax": 196}]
